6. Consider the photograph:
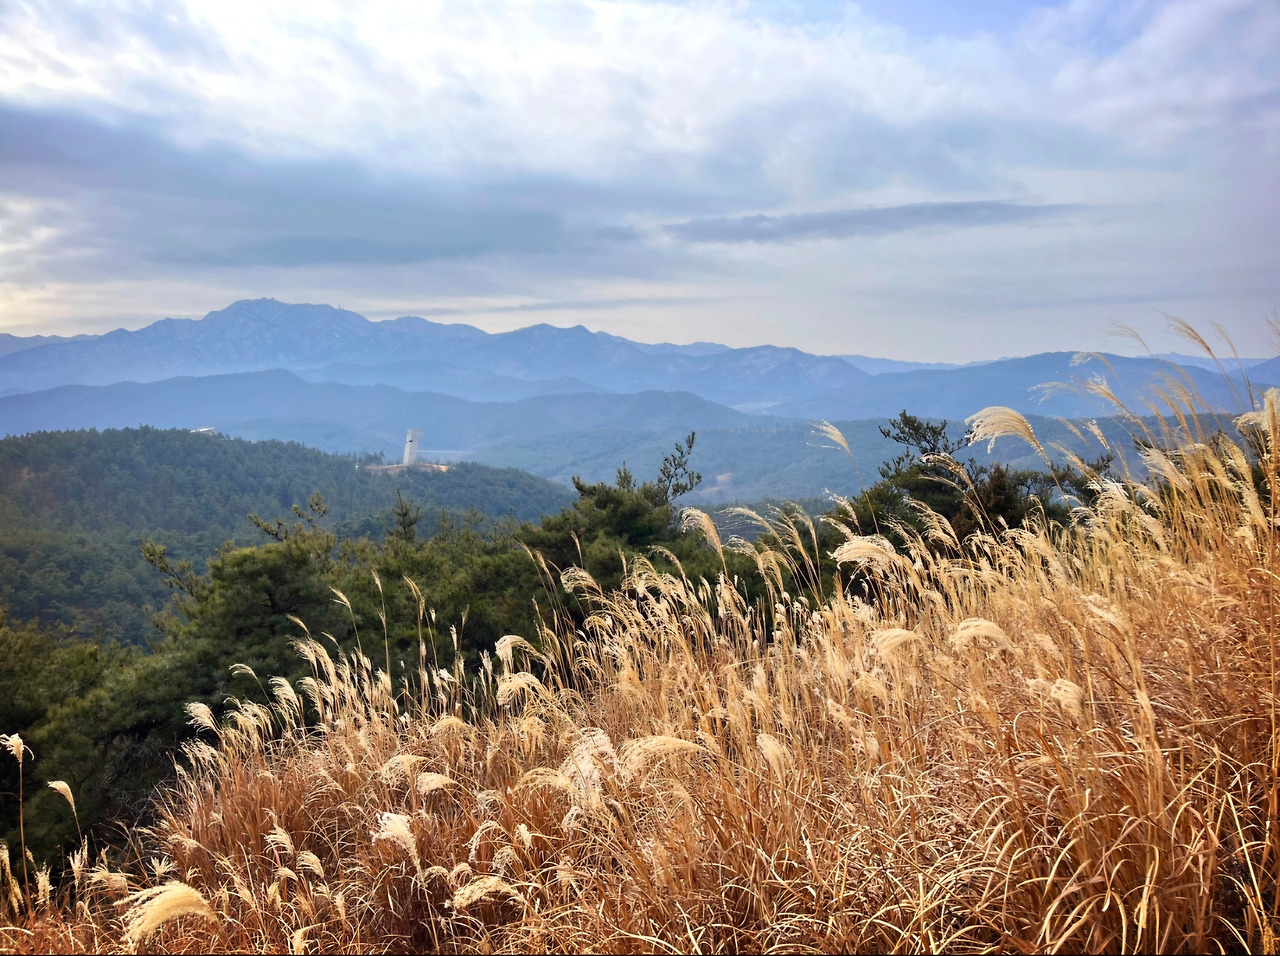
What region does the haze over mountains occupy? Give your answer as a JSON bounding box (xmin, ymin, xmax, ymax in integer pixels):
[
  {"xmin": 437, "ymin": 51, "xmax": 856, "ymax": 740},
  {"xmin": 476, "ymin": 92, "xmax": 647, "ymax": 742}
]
[{"xmin": 1, "ymin": 299, "xmax": 1273, "ymax": 501}]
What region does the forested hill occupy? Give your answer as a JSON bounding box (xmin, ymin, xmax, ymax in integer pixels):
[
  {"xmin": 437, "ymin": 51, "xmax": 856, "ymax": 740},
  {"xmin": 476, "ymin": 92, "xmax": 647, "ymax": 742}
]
[{"xmin": 0, "ymin": 427, "xmax": 574, "ymax": 644}]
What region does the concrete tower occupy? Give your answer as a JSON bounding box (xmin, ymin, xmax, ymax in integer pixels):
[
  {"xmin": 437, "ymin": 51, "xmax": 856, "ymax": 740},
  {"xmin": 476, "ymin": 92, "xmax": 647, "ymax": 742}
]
[{"xmin": 402, "ymin": 429, "xmax": 423, "ymax": 465}]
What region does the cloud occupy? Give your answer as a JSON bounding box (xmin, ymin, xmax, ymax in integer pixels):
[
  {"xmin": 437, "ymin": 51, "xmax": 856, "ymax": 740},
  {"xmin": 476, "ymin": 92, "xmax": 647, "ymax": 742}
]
[
  {"xmin": 11, "ymin": 0, "xmax": 1265, "ymax": 181},
  {"xmin": 666, "ymin": 200, "xmax": 1085, "ymax": 243},
  {"xmin": 0, "ymin": 104, "xmax": 576, "ymax": 275},
  {"xmin": 0, "ymin": 0, "xmax": 1274, "ymax": 358},
  {"xmin": 399, "ymin": 295, "xmax": 720, "ymax": 317}
]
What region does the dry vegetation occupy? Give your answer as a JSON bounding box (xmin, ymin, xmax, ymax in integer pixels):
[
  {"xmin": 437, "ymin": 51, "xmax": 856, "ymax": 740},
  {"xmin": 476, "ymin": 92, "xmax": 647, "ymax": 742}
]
[{"xmin": 2, "ymin": 379, "xmax": 1278, "ymax": 953}]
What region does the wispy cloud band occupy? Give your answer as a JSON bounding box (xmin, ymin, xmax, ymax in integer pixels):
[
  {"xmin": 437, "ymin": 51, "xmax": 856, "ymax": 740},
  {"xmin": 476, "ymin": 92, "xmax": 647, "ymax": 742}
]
[{"xmin": 666, "ymin": 201, "xmax": 1086, "ymax": 244}]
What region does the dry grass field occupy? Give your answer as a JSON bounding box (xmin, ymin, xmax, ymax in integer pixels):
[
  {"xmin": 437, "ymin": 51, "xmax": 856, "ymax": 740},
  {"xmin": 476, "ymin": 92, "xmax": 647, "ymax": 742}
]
[{"xmin": 2, "ymin": 380, "xmax": 1278, "ymax": 953}]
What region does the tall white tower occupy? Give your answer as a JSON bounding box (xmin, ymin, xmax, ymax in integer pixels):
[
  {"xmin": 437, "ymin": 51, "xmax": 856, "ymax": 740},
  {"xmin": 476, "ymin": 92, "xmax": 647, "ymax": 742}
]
[{"xmin": 402, "ymin": 429, "xmax": 423, "ymax": 465}]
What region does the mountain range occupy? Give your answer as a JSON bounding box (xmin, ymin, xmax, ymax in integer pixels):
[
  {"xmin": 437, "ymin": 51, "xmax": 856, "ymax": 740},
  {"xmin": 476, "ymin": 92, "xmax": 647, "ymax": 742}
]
[{"xmin": 1, "ymin": 299, "xmax": 1272, "ymax": 501}]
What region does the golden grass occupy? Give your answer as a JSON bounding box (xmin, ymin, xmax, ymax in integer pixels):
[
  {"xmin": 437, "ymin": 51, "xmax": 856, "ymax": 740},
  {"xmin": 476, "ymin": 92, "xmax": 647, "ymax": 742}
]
[{"xmin": 3, "ymin": 386, "xmax": 1279, "ymax": 953}]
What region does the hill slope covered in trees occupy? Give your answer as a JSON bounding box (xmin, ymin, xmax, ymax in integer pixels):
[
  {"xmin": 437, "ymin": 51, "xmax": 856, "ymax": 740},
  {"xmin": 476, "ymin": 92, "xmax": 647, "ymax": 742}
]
[{"xmin": 0, "ymin": 428, "xmax": 573, "ymax": 644}]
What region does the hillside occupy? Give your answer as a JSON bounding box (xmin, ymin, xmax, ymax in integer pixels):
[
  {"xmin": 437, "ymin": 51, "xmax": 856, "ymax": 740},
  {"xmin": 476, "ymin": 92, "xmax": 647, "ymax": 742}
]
[
  {"xmin": 0, "ymin": 427, "xmax": 573, "ymax": 644},
  {"xmin": 470, "ymin": 413, "xmax": 1141, "ymax": 502}
]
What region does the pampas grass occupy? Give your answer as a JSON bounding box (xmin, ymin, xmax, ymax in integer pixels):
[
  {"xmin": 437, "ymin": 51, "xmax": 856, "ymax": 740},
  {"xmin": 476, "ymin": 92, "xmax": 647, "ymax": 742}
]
[{"xmin": 3, "ymin": 375, "xmax": 1279, "ymax": 953}]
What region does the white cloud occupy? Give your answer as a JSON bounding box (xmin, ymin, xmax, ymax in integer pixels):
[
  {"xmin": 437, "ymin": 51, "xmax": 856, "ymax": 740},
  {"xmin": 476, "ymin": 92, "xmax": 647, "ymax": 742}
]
[
  {"xmin": 0, "ymin": 0, "xmax": 1275, "ymax": 358},
  {"xmin": 0, "ymin": 2, "xmax": 1040, "ymax": 174},
  {"xmin": 3, "ymin": 0, "xmax": 1274, "ymax": 179}
]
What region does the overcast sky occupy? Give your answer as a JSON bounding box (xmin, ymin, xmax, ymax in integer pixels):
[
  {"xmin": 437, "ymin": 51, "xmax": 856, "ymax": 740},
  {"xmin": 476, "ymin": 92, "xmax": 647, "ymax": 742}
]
[{"xmin": 0, "ymin": 0, "xmax": 1276, "ymax": 360}]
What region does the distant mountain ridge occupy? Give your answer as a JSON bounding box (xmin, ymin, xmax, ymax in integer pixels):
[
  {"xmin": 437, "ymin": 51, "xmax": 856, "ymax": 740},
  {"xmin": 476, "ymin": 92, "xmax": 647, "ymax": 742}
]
[
  {"xmin": 768, "ymin": 351, "xmax": 1268, "ymax": 421},
  {"xmin": 0, "ymin": 299, "xmax": 870, "ymax": 409},
  {"xmin": 2, "ymin": 298, "xmax": 1271, "ymax": 416},
  {"xmin": 0, "ymin": 331, "xmax": 99, "ymax": 358},
  {"xmin": 0, "ymin": 301, "xmax": 474, "ymax": 391},
  {"xmin": 0, "ymin": 370, "xmax": 756, "ymax": 456},
  {"xmin": 1, "ymin": 299, "xmax": 1274, "ymax": 503},
  {"xmin": 1250, "ymin": 355, "xmax": 1280, "ymax": 383}
]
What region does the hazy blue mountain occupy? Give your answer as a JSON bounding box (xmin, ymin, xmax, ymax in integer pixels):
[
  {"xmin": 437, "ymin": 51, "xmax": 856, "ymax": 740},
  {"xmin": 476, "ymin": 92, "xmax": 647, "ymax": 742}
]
[
  {"xmin": 838, "ymin": 355, "xmax": 966, "ymax": 374},
  {"xmin": 0, "ymin": 301, "xmax": 471, "ymax": 391},
  {"xmin": 294, "ymin": 360, "xmax": 607, "ymax": 402},
  {"xmin": 597, "ymin": 332, "xmax": 730, "ymax": 357},
  {"xmin": 0, "ymin": 370, "xmax": 756, "ymax": 460},
  {"xmin": 771, "ymin": 352, "xmax": 1272, "ymax": 421},
  {"xmin": 1249, "ymin": 355, "xmax": 1280, "ymax": 384},
  {"xmin": 2, "ymin": 300, "xmax": 1272, "ymax": 450},
  {"xmin": 420, "ymin": 322, "xmax": 870, "ymax": 406},
  {"xmin": 1151, "ymin": 352, "xmax": 1269, "ymax": 372},
  {"xmin": 0, "ymin": 299, "xmax": 868, "ymax": 409},
  {"xmin": 0, "ymin": 331, "xmax": 98, "ymax": 358}
]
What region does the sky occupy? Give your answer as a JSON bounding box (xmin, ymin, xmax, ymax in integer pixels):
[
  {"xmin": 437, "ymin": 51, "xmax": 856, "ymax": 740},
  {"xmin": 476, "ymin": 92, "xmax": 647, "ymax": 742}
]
[{"xmin": 0, "ymin": 0, "xmax": 1277, "ymax": 360}]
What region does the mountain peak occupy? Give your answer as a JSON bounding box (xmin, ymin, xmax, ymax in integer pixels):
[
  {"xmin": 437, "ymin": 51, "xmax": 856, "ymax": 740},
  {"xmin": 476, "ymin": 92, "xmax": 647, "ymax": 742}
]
[{"xmin": 205, "ymin": 298, "xmax": 369, "ymax": 328}]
